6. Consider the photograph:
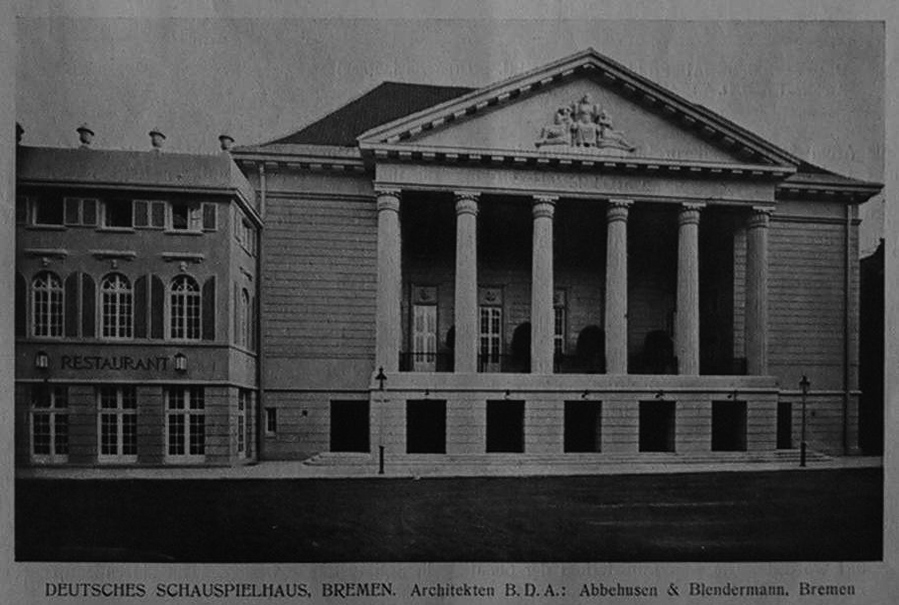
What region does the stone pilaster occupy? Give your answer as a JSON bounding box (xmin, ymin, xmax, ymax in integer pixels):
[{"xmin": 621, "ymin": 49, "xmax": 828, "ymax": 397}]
[
  {"xmin": 375, "ymin": 187, "xmax": 402, "ymax": 373},
  {"xmin": 531, "ymin": 195, "xmax": 557, "ymax": 374},
  {"xmin": 676, "ymin": 202, "xmax": 704, "ymax": 375},
  {"xmin": 454, "ymin": 191, "xmax": 480, "ymax": 373},
  {"xmin": 605, "ymin": 199, "xmax": 632, "ymax": 374},
  {"xmin": 745, "ymin": 206, "xmax": 772, "ymax": 375}
]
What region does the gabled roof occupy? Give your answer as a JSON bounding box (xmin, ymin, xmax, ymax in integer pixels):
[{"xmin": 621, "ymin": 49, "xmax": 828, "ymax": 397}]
[{"xmin": 263, "ymin": 82, "xmax": 474, "ymax": 147}]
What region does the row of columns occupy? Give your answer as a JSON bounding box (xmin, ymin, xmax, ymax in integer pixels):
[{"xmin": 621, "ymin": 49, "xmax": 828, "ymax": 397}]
[{"xmin": 375, "ymin": 186, "xmax": 771, "ymax": 376}]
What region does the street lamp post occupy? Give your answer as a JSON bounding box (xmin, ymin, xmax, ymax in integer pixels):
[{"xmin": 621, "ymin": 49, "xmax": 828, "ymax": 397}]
[{"xmin": 799, "ymin": 375, "xmax": 810, "ymax": 467}]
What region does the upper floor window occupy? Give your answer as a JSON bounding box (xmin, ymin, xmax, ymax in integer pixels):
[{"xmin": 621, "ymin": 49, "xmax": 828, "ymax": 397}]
[
  {"xmin": 234, "ymin": 211, "xmax": 257, "ymax": 255},
  {"xmin": 170, "ymin": 201, "xmax": 217, "ymax": 233},
  {"xmin": 32, "ymin": 271, "xmax": 63, "ymax": 337},
  {"xmin": 134, "ymin": 200, "xmax": 167, "ymax": 229},
  {"xmin": 170, "ymin": 275, "xmax": 201, "ymax": 340},
  {"xmin": 100, "ymin": 273, "xmax": 133, "ymax": 339},
  {"xmin": 102, "ymin": 199, "xmax": 134, "ymax": 229},
  {"xmin": 32, "ymin": 196, "xmax": 64, "ymax": 226},
  {"xmin": 64, "ymin": 197, "xmax": 99, "ymax": 226}
]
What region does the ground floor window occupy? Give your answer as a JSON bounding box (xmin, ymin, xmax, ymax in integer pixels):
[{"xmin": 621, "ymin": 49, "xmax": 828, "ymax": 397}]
[
  {"xmin": 98, "ymin": 385, "xmax": 137, "ymax": 462},
  {"xmin": 486, "ymin": 400, "xmax": 524, "ymax": 453},
  {"xmin": 639, "ymin": 400, "xmax": 676, "ymax": 452},
  {"xmin": 479, "ymin": 306, "xmax": 502, "ymax": 372},
  {"xmin": 711, "ymin": 400, "xmax": 747, "ymax": 451},
  {"xmin": 564, "ymin": 400, "xmax": 602, "ymax": 452},
  {"xmin": 238, "ymin": 389, "xmax": 253, "ymax": 457},
  {"xmin": 406, "ymin": 400, "xmax": 446, "ymax": 453},
  {"xmin": 31, "ymin": 385, "xmax": 69, "ymax": 463},
  {"xmin": 166, "ymin": 386, "xmax": 205, "ymax": 460},
  {"xmin": 330, "ymin": 400, "xmax": 369, "ymax": 452}
]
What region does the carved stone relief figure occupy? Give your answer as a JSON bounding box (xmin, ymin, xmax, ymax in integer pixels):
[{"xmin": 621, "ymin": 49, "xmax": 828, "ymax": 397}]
[
  {"xmin": 535, "ymin": 106, "xmax": 573, "ymax": 147},
  {"xmin": 535, "ymin": 93, "xmax": 637, "ymax": 154}
]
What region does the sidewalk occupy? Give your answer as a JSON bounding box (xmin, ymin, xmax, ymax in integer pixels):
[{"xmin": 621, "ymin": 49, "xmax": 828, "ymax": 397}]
[{"xmin": 16, "ymin": 453, "xmax": 883, "ymax": 480}]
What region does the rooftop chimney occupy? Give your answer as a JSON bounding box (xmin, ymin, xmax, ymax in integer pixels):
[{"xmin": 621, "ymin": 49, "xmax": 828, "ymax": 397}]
[
  {"xmin": 149, "ymin": 127, "xmax": 166, "ymax": 151},
  {"xmin": 16, "ymin": 122, "xmax": 23, "ymax": 145},
  {"xmin": 76, "ymin": 123, "xmax": 95, "ymax": 148},
  {"xmin": 218, "ymin": 134, "xmax": 234, "ymax": 153}
]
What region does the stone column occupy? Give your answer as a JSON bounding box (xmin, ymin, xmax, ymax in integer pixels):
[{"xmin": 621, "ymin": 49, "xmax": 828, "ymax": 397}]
[
  {"xmin": 676, "ymin": 202, "xmax": 704, "ymax": 375},
  {"xmin": 375, "ymin": 188, "xmax": 402, "ymax": 373},
  {"xmin": 605, "ymin": 199, "xmax": 632, "ymax": 374},
  {"xmin": 531, "ymin": 195, "xmax": 557, "ymax": 374},
  {"xmin": 745, "ymin": 206, "xmax": 771, "ymax": 375},
  {"xmin": 454, "ymin": 191, "xmax": 480, "ymax": 373}
]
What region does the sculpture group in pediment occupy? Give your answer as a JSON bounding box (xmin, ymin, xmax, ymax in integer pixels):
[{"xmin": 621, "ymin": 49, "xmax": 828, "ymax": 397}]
[{"xmin": 536, "ymin": 94, "xmax": 636, "ymax": 153}]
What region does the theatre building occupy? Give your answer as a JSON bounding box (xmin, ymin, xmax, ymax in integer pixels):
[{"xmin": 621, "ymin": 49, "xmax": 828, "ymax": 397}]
[
  {"xmin": 233, "ymin": 49, "xmax": 881, "ymax": 465},
  {"xmin": 14, "ymin": 127, "xmax": 261, "ymax": 466}
]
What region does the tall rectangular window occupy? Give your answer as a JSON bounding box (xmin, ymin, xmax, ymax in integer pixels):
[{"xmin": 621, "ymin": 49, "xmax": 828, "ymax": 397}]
[
  {"xmin": 265, "ymin": 408, "xmax": 277, "ymax": 435},
  {"xmin": 412, "ymin": 304, "xmax": 437, "ymax": 371},
  {"xmin": 32, "ymin": 271, "xmax": 64, "ymax": 338},
  {"xmin": 100, "ymin": 273, "xmax": 133, "ymax": 339},
  {"xmin": 237, "ymin": 389, "xmax": 252, "ymax": 457},
  {"xmin": 554, "ymin": 290, "xmax": 566, "ymax": 356},
  {"xmin": 166, "ymin": 386, "xmax": 205, "ymax": 460},
  {"xmin": 31, "ymin": 385, "xmax": 69, "ymax": 463},
  {"xmin": 479, "ymin": 306, "xmax": 502, "ymax": 372},
  {"xmin": 98, "ymin": 386, "xmax": 138, "ymax": 462},
  {"xmin": 169, "ymin": 275, "xmax": 201, "ymax": 340}
]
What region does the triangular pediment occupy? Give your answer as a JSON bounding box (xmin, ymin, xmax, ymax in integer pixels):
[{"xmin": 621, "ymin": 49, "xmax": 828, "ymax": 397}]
[{"xmin": 359, "ymin": 49, "xmax": 799, "ymax": 170}]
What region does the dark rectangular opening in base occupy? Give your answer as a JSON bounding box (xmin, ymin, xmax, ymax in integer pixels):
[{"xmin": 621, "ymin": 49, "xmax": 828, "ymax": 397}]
[
  {"xmin": 711, "ymin": 400, "xmax": 747, "ymax": 451},
  {"xmin": 330, "ymin": 400, "xmax": 370, "ymax": 453},
  {"xmin": 564, "ymin": 400, "xmax": 602, "ymax": 452},
  {"xmin": 777, "ymin": 401, "xmax": 793, "ymax": 449},
  {"xmin": 406, "ymin": 399, "xmax": 447, "ymax": 454},
  {"xmin": 639, "ymin": 400, "xmax": 676, "ymax": 452},
  {"xmin": 486, "ymin": 400, "xmax": 524, "ymax": 453}
]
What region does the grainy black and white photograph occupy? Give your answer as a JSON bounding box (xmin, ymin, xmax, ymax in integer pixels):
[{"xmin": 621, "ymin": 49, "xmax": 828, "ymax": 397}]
[{"xmin": 3, "ymin": 6, "xmax": 895, "ymax": 604}]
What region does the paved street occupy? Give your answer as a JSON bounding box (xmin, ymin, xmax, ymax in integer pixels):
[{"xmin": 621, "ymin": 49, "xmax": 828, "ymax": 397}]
[{"xmin": 16, "ymin": 468, "xmax": 881, "ymax": 562}]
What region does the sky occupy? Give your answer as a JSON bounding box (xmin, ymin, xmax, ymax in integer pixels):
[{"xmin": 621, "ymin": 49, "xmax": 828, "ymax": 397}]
[{"xmin": 15, "ymin": 18, "xmax": 885, "ymax": 253}]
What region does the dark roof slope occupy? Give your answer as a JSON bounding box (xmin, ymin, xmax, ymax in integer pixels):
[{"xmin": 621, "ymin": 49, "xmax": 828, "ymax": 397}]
[
  {"xmin": 16, "ymin": 146, "xmax": 255, "ymax": 203},
  {"xmin": 264, "ymin": 82, "xmax": 474, "ymax": 147}
]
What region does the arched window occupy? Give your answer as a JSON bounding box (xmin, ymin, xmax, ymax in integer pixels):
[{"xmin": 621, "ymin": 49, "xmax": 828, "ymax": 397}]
[
  {"xmin": 100, "ymin": 273, "xmax": 133, "ymax": 339},
  {"xmin": 169, "ymin": 275, "xmax": 201, "ymax": 340},
  {"xmin": 32, "ymin": 271, "xmax": 63, "ymax": 337}
]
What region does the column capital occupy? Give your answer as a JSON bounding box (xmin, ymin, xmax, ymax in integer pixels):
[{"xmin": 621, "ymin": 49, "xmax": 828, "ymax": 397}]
[
  {"xmin": 748, "ymin": 206, "xmax": 774, "ymax": 229},
  {"xmin": 678, "ymin": 202, "xmax": 705, "ymax": 226},
  {"xmin": 454, "ymin": 191, "xmax": 480, "ymax": 216},
  {"xmin": 532, "ymin": 195, "xmax": 557, "ymax": 219},
  {"xmin": 607, "ymin": 199, "xmax": 633, "ymax": 223},
  {"xmin": 375, "ymin": 187, "xmax": 401, "ymax": 213}
]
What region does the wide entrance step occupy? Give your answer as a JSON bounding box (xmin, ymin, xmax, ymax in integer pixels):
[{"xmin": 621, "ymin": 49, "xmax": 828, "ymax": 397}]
[{"xmin": 303, "ymin": 449, "xmax": 832, "ymax": 472}]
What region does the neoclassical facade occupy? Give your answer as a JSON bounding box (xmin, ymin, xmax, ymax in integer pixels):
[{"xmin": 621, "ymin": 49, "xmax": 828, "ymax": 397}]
[{"xmin": 233, "ymin": 49, "xmax": 880, "ymax": 464}]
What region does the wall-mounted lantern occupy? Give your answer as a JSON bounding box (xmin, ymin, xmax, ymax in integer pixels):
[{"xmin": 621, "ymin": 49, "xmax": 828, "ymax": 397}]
[
  {"xmin": 174, "ymin": 352, "xmax": 188, "ymax": 373},
  {"xmin": 34, "ymin": 350, "xmax": 49, "ymax": 370},
  {"xmin": 375, "ymin": 366, "xmax": 387, "ymax": 391}
]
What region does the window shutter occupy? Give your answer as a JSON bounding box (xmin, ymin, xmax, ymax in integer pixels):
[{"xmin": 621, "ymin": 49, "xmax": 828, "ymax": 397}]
[
  {"xmin": 150, "ymin": 275, "xmax": 165, "ymax": 339},
  {"xmin": 202, "ymin": 203, "xmax": 217, "ymax": 231},
  {"xmin": 81, "ymin": 273, "xmax": 95, "ymax": 337},
  {"xmin": 134, "ymin": 275, "xmax": 148, "ymax": 338},
  {"xmin": 82, "ymin": 199, "xmax": 97, "ymax": 225},
  {"xmin": 64, "ymin": 198, "xmax": 80, "ymax": 225},
  {"xmin": 202, "ymin": 276, "xmax": 216, "ymax": 341},
  {"xmin": 151, "ymin": 202, "xmax": 166, "ymax": 228},
  {"xmin": 15, "ymin": 273, "xmax": 25, "ymax": 337},
  {"xmin": 134, "ymin": 201, "xmax": 148, "ymax": 228},
  {"xmin": 64, "ymin": 273, "xmax": 79, "ymax": 337},
  {"xmin": 249, "ymin": 295, "xmax": 256, "ymax": 351}
]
